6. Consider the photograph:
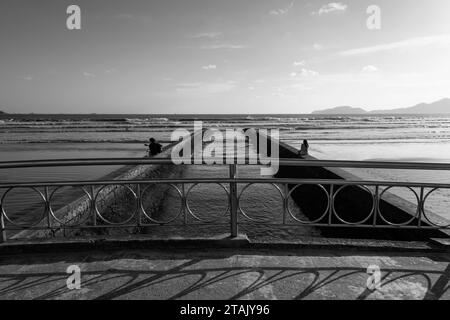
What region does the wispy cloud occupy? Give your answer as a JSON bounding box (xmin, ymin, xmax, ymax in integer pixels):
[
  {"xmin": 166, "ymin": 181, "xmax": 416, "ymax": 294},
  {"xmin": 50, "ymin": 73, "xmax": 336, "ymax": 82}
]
[
  {"xmin": 112, "ymin": 13, "xmax": 135, "ymax": 20},
  {"xmin": 21, "ymin": 75, "xmax": 34, "ymax": 81},
  {"xmin": 188, "ymin": 32, "xmax": 222, "ymax": 39},
  {"xmin": 291, "ymin": 68, "xmax": 319, "ymax": 77},
  {"xmin": 110, "ymin": 13, "xmax": 152, "ymax": 24},
  {"xmin": 313, "ymin": 43, "xmax": 324, "ymax": 51},
  {"xmin": 83, "ymin": 71, "xmax": 96, "ymax": 78},
  {"xmin": 269, "ymin": 1, "xmax": 294, "ymax": 16},
  {"xmin": 362, "ymin": 65, "xmax": 379, "ymax": 73},
  {"xmin": 176, "ymin": 81, "xmax": 235, "ymax": 95},
  {"xmin": 105, "ymin": 68, "xmax": 117, "ymax": 74},
  {"xmin": 293, "ymin": 60, "xmax": 306, "ymax": 67},
  {"xmin": 200, "ymin": 43, "xmax": 248, "ymax": 50},
  {"xmin": 339, "ymin": 34, "xmax": 450, "ymax": 56},
  {"xmin": 312, "ymin": 2, "xmax": 347, "ymax": 16},
  {"xmin": 201, "ymin": 64, "xmax": 217, "ymax": 70}
]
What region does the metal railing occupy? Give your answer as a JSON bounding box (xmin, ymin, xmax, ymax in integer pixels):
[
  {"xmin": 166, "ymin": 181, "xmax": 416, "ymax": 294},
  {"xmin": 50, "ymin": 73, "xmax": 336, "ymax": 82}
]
[{"xmin": 1, "ymin": 157, "xmax": 450, "ymax": 243}]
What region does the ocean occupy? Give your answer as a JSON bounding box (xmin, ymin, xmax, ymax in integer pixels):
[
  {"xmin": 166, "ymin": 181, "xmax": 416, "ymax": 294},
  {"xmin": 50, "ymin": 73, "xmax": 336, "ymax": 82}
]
[
  {"xmin": 1, "ymin": 113, "xmax": 450, "ymax": 223},
  {"xmin": 2, "ymin": 113, "xmax": 450, "ymax": 167}
]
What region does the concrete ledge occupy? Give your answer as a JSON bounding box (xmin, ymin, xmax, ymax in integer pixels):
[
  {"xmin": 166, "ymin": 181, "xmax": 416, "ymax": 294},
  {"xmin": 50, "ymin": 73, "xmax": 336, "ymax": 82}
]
[
  {"xmin": 429, "ymin": 238, "xmax": 450, "ymax": 247},
  {"xmin": 0, "ymin": 234, "xmax": 250, "ymax": 256},
  {"xmin": 0, "ymin": 234, "xmax": 447, "ymax": 256}
]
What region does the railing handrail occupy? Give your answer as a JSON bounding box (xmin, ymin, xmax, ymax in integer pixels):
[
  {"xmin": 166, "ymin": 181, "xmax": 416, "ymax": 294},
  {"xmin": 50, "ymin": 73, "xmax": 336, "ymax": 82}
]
[
  {"xmin": 0, "ymin": 178, "xmax": 450, "ymax": 189},
  {"xmin": 1, "ymin": 157, "xmax": 450, "ymax": 170}
]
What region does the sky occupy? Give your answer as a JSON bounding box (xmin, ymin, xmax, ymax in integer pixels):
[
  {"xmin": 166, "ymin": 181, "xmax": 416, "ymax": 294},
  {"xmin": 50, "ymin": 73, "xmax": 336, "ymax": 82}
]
[{"xmin": 1, "ymin": 0, "xmax": 450, "ymax": 114}]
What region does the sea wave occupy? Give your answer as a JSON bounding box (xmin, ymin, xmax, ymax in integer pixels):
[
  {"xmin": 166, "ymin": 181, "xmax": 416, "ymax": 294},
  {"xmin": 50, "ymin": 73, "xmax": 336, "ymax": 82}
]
[
  {"xmin": 0, "ymin": 139, "xmax": 175, "ymax": 144},
  {"xmin": 2, "ymin": 114, "xmax": 450, "ymax": 144}
]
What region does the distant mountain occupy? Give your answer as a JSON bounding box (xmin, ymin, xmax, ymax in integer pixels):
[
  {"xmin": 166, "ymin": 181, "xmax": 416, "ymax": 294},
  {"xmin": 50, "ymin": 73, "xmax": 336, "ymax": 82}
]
[
  {"xmin": 372, "ymin": 98, "xmax": 450, "ymax": 114},
  {"xmin": 311, "ymin": 98, "xmax": 450, "ymax": 115},
  {"xmin": 311, "ymin": 106, "xmax": 367, "ymax": 115},
  {"xmin": 0, "ymin": 111, "xmax": 5, "ymax": 114}
]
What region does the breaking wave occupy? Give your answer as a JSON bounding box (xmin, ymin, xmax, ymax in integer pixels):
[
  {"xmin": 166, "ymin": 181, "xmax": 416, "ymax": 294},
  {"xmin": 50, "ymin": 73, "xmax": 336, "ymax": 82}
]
[{"xmin": 2, "ymin": 114, "xmax": 450, "ymax": 143}]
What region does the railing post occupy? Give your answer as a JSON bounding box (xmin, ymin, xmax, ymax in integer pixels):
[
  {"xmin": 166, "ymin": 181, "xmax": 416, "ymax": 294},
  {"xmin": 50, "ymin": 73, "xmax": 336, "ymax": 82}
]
[
  {"xmin": 136, "ymin": 184, "xmax": 141, "ymax": 227},
  {"xmin": 229, "ymin": 164, "xmax": 238, "ymax": 238},
  {"xmin": 90, "ymin": 186, "xmax": 97, "ymax": 227},
  {"xmin": 373, "ymin": 186, "xmax": 379, "ymax": 227},
  {"xmin": 0, "ymin": 209, "xmax": 6, "ymax": 243},
  {"xmin": 328, "ymin": 184, "xmax": 334, "ymax": 225},
  {"xmin": 44, "ymin": 187, "xmax": 53, "ymax": 236},
  {"xmin": 283, "ymin": 184, "xmax": 288, "ymax": 225},
  {"xmin": 182, "ymin": 184, "xmax": 187, "ymax": 225},
  {"xmin": 418, "ymin": 187, "xmax": 424, "ymax": 228}
]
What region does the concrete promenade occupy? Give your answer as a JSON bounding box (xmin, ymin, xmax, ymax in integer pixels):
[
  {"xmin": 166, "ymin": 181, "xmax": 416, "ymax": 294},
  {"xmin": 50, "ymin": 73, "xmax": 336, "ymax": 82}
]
[{"xmin": 0, "ymin": 240, "xmax": 449, "ymax": 300}]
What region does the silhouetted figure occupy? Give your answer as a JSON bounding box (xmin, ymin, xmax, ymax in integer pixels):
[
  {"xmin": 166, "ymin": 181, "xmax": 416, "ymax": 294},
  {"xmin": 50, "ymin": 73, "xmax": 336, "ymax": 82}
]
[
  {"xmin": 299, "ymin": 139, "xmax": 309, "ymax": 157},
  {"xmin": 145, "ymin": 138, "xmax": 162, "ymax": 157}
]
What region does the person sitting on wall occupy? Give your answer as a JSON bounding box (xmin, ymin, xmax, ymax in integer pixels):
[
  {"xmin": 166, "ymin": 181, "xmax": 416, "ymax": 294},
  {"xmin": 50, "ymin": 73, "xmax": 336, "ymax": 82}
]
[
  {"xmin": 145, "ymin": 138, "xmax": 162, "ymax": 157},
  {"xmin": 299, "ymin": 139, "xmax": 309, "ymax": 158}
]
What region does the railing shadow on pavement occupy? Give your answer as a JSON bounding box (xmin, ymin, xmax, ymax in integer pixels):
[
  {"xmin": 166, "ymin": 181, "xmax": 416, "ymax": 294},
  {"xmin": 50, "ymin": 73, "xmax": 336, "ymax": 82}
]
[{"xmin": 0, "ymin": 250, "xmax": 449, "ymax": 300}]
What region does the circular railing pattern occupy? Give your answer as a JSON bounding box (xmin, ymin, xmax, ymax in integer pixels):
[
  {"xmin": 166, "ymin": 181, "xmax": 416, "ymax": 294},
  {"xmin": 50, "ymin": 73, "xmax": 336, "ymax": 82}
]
[
  {"xmin": 332, "ymin": 185, "xmax": 375, "ymax": 225},
  {"xmin": 185, "ymin": 183, "xmax": 230, "ymax": 223},
  {"xmin": 377, "ymin": 186, "xmax": 419, "ymax": 226},
  {"xmin": 140, "ymin": 183, "xmax": 183, "ymax": 224},
  {"xmin": 1, "ymin": 187, "xmax": 47, "ymax": 227},
  {"xmin": 94, "ymin": 184, "xmax": 138, "ymax": 225},
  {"xmin": 238, "ymin": 183, "xmax": 284, "ymax": 222},
  {"xmin": 286, "ymin": 184, "xmax": 330, "ymax": 224},
  {"xmin": 1, "ymin": 181, "xmax": 449, "ymax": 233},
  {"xmin": 422, "ymin": 188, "xmax": 450, "ymax": 228},
  {"xmin": 49, "ymin": 186, "xmax": 92, "ymax": 227}
]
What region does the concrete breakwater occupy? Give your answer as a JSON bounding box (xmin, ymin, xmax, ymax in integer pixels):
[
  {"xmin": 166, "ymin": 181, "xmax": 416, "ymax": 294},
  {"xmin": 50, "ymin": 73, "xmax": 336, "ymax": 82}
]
[
  {"xmin": 254, "ymin": 132, "xmax": 448, "ymax": 241},
  {"xmin": 10, "ymin": 131, "xmax": 203, "ymax": 240}
]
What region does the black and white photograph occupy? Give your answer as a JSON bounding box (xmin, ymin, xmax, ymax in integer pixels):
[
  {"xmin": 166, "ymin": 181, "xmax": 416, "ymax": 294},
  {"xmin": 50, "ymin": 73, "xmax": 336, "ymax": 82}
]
[{"xmin": 1, "ymin": 0, "xmax": 450, "ymax": 306}]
